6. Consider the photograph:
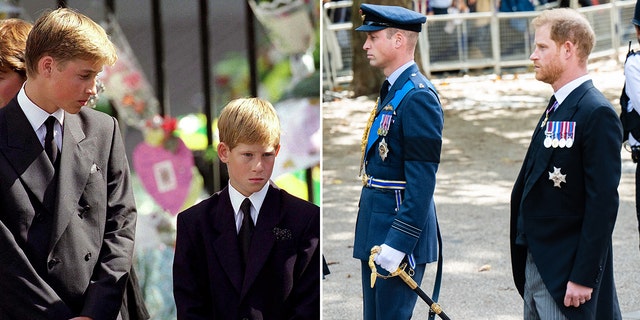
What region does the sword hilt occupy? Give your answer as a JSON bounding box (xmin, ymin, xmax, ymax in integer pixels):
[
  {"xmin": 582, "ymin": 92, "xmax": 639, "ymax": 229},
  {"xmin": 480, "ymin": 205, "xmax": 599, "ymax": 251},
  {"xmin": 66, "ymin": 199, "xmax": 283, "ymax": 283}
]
[
  {"xmin": 369, "ymin": 246, "xmax": 381, "ymax": 288},
  {"xmin": 369, "ymin": 246, "xmax": 449, "ymax": 320}
]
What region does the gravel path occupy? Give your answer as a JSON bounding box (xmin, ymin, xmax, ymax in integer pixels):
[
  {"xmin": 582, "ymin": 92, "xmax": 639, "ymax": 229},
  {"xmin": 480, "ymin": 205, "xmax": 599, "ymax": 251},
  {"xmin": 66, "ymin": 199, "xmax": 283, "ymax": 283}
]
[{"xmin": 321, "ymin": 58, "xmax": 640, "ymax": 319}]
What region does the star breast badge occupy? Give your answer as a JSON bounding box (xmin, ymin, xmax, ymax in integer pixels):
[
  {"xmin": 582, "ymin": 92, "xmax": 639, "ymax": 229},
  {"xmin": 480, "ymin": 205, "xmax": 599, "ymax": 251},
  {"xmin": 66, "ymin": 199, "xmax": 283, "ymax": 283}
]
[{"xmin": 548, "ymin": 167, "xmax": 566, "ymax": 188}]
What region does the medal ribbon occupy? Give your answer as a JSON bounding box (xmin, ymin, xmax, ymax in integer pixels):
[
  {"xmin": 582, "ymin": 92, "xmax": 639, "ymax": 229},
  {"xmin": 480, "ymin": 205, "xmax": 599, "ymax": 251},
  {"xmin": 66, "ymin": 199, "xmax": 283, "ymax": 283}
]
[
  {"xmin": 568, "ymin": 122, "xmax": 575, "ymax": 140},
  {"xmin": 545, "ymin": 121, "xmax": 576, "ymax": 148},
  {"xmin": 378, "ymin": 114, "xmax": 392, "ymax": 136},
  {"xmin": 547, "ymin": 100, "xmax": 559, "ymax": 118},
  {"xmin": 365, "ymin": 80, "xmax": 414, "ymax": 156}
]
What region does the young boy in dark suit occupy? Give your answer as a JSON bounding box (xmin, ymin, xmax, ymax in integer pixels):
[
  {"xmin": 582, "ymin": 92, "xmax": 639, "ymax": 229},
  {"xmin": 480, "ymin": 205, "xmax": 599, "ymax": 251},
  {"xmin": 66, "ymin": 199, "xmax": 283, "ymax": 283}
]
[
  {"xmin": 0, "ymin": 8, "xmax": 139, "ymax": 320},
  {"xmin": 173, "ymin": 97, "xmax": 320, "ymax": 319}
]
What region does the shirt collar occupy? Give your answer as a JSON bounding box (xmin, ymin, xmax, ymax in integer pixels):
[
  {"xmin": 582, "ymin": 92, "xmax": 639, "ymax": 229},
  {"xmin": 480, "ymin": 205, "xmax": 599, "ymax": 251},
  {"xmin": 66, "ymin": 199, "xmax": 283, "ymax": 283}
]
[
  {"xmin": 386, "ymin": 61, "xmax": 416, "ymax": 87},
  {"xmin": 554, "ymin": 74, "xmax": 591, "ymax": 105},
  {"xmin": 228, "ymin": 181, "xmax": 270, "ymax": 218},
  {"xmin": 17, "ymin": 84, "xmax": 65, "ymax": 131}
]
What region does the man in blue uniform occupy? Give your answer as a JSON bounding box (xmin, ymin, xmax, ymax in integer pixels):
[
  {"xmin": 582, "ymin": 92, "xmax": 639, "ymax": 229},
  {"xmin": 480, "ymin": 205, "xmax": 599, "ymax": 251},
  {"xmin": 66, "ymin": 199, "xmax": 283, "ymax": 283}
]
[{"xmin": 353, "ymin": 4, "xmax": 444, "ymax": 319}]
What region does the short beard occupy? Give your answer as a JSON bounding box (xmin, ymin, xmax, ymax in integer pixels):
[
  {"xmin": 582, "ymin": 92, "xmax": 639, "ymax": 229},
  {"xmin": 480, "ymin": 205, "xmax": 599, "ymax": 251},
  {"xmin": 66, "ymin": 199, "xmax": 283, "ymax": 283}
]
[{"xmin": 536, "ymin": 59, "xmax": 563, "ymax": 86}]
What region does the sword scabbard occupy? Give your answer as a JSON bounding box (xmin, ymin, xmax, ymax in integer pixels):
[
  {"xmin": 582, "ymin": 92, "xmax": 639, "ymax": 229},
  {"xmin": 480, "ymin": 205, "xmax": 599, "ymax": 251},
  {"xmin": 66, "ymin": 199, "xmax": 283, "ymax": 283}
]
[{"xmin": 396, "ymin": 268, "xmax": 418, "ymax": 290}]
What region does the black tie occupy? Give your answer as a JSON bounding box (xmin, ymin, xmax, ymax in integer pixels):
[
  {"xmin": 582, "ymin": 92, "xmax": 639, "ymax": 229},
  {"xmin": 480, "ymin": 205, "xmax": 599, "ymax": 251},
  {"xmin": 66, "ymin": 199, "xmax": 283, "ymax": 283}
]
[
  {"xmin": 238, "ymin": 198, "xmax": 254, "ymax": 266},
  {"xmin": 44, "ymin": 116, "xmax": 58, "ymax": 165},
  {"xmin": 380, "ymin": 80, "xmax": 390, "ymax": 102}
]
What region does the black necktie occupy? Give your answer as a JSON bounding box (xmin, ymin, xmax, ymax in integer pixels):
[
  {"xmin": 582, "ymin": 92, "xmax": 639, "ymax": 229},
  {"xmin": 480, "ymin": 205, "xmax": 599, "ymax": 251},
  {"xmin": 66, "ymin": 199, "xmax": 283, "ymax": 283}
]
[
  {"xmin": 44, "ymin": 116, "xmax": 58, "ymax": 165},
  {"xmin": 238, "ymin": 198, "xmax": 254, "ymax": 266},
  {"xmin": 380, "ymin": 80, "xmax": 390, "ymax": 102}
]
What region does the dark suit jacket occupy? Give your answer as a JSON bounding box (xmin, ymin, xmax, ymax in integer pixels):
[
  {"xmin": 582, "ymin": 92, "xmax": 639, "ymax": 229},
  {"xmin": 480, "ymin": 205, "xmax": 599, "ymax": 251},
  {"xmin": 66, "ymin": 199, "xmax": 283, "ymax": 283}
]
[
  {"xmin": 510, "ymin": 80, "xmax": 622, "ymax": 319},
  {"xmin": 0, "ymin": 98, "xmax": 137, "ymax": 320},
  {"xmin": 173, "ymin": 184, "xmax": 320, "ymax": 320}
]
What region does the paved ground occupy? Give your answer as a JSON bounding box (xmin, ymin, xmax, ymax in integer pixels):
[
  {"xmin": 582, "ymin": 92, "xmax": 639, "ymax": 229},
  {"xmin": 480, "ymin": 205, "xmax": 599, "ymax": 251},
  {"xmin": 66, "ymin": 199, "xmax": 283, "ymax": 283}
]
[{"xmin": 322, "ymin": 58, "xmax": 640, "ymax": 319}]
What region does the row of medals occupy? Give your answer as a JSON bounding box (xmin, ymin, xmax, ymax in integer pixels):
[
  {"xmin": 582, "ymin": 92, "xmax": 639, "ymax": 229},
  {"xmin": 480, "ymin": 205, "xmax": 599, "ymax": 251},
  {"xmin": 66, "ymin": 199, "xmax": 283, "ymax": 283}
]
[
  {"xmin": 543, "ymin": 121, "xmax": 576, "ymax": 149},
  {"xmin": 377, "ymin": 110, "xmax": 393, "ymax": 161}
]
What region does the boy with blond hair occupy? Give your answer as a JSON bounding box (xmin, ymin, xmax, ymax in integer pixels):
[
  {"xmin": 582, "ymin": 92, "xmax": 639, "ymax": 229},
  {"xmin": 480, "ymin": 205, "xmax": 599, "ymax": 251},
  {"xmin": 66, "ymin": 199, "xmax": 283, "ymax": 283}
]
[
  {"xmin": 0, "ymin": 8, "xmax": 139, "ymax": 320},
  {"xmin": 173, "ymin": 97, "xmax": 320, "ymax": 319}
]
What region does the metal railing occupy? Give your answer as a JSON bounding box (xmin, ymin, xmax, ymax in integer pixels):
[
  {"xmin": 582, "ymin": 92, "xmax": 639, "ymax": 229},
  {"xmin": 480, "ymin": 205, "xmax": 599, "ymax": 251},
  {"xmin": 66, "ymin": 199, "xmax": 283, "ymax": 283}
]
[{"xmin": 323, "ymin": 0, "xmax": 637, "ymax": 91}]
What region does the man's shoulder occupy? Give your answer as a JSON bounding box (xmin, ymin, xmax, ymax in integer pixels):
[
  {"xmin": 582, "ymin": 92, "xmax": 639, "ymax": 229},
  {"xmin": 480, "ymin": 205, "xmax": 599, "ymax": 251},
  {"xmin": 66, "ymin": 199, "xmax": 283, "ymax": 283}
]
[
  {"xmin": 178, "ymin": 190, "xmax": 225, "ymax": 221},
  {"xmin": 277, "ymin": 187, "xmax": 319, "ymax": 216},
  {"xmin": 625, "ymin": 51, "xmax": 640, "ymax": 70},
  {"xmin": 73, "ymin": 107, "xmax": 116, "ymax": 130}
]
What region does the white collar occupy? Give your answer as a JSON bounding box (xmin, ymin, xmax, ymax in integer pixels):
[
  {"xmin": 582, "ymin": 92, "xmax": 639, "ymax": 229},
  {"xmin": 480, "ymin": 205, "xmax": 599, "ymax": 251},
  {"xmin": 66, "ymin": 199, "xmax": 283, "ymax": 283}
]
[
  {"xmin": 17, "ymin": 84, "xmax": 65, "ymax": 131},
  {"xmin": 228, "ymin": 181, "xmax": 270, "ymax": 218},
  {"xmin": 554, "ymin": 74, "xmax": 591, "ymax": 105}
]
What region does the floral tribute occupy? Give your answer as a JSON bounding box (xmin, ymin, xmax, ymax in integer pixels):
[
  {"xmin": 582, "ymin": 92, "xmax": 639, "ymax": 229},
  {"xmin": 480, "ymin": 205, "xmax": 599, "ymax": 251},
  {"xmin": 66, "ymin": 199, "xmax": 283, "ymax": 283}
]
[{"xmin": 132, "ymin": 115, "xmax": 199, "ymax": 216}]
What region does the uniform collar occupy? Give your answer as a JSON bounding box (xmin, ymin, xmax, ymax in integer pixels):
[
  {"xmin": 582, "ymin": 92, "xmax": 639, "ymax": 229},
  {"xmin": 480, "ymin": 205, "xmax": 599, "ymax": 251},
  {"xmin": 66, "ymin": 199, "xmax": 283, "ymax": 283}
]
[{"xmin": 386, "ymin": 61, "xmax": 416, "ymax": 87}]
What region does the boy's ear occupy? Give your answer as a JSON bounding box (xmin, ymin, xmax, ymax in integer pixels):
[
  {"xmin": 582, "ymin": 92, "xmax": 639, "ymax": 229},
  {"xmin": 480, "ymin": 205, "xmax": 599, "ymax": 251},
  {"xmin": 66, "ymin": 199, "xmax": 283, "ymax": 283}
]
[
  {"xmin": 274, "ymin": 144, "xmax": 281, "ymax": 156},
  {"xmin": 217, "ymin": 142, "xmax": 230, "ymax": 163},
  {"xmin": 39, "ymin": 56, "xmax": 54, "ymax": 77}
]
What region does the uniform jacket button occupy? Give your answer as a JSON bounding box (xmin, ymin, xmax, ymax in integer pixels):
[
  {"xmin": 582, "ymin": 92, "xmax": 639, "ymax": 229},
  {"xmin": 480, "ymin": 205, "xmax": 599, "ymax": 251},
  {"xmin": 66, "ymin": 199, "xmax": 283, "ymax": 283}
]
[{"xmin": 84, "ymin": 252, "xmax": 92, "ymax": 261}]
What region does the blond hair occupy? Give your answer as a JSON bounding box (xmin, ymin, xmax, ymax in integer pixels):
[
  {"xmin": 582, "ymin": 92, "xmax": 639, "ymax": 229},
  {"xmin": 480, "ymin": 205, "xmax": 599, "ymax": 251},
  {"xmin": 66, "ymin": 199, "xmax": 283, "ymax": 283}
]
[
  {"xmin": 531, "ymin": 8, "xmax": 595, "ymax": 64},
  {"xmin": 0, "ymin": 18, "xmax": 33, "ymax": 77},
  {"xmin": 25, "ymin": 8, "xmax": 117, "ymax": 78},
  {"xmin": 218, "ymin": 97, "xmax": 281, "ymax": 150}
]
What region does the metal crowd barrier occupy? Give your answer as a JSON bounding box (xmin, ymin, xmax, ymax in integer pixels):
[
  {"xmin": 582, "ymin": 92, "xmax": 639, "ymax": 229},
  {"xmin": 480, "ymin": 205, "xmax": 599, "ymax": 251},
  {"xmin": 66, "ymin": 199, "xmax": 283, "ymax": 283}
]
[{"xmin": 323, "ymin": 0, "xmax": 637, "ymax": 91}]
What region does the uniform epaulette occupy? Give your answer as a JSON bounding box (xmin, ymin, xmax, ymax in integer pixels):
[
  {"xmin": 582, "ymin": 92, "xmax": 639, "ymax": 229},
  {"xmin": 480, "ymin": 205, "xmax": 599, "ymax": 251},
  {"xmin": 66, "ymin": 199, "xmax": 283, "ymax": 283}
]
[
  {"xmin": 408, "ymin": 72, "xmax": 440, "ymax": 103},
  {"xmin": 409, "ymin": 72, "xmax": 438, "ymax": 92},
  {"xmin": 408, "ymin": 72, "xmax": 428, "ymax": 89}
]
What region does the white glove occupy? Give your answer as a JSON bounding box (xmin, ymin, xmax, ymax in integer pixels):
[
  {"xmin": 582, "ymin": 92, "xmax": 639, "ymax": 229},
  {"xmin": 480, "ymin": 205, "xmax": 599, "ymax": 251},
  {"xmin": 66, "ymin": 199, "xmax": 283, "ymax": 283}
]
[{"xmin": 374, "ymin": 244, "xmax": 406, "ymax": 273}]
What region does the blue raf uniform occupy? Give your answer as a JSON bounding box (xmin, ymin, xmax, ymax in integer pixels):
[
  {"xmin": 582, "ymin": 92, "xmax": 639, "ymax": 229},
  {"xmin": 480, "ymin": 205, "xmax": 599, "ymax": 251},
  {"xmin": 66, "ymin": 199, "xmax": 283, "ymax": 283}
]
[{"xmin": 353, "ymin": 4, "xmax": 444, "ymax": 320}]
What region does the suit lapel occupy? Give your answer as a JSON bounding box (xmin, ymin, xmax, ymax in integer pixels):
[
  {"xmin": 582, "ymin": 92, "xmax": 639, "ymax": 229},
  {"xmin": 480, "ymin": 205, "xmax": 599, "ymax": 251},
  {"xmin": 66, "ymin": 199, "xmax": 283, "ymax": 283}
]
[
  {"xmin": 50, "ymin": 112, "xmax": 94, "ymax": 250},
  {"xmin": 0, "ymin": 101, "xmax": 55, "ymax": 210},
  {"xmin": 241, "ymin": 185, "xmax": 282, "ymax": 297},
  {"xmin": 211, "ymin": 189, "xmax": 245, "ymax": 294},
  {"xmin": 522, "ymin": 82, "xmax": 587, "ymax": 199}
]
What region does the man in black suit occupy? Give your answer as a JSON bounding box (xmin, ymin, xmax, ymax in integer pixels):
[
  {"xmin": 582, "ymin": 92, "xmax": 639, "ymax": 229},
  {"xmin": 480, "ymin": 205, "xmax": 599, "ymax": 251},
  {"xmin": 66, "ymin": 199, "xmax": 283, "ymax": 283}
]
[
  {"xmin": 173, "ymin": 98, "xmax": 320, "ymax": 319},
  {"xmin": 510, "ymin": 8, "xmax": 622, "ymax": 320},
  {"xmin": 0, "ymin": 8, "xmax": 138, "ymax": 320}
]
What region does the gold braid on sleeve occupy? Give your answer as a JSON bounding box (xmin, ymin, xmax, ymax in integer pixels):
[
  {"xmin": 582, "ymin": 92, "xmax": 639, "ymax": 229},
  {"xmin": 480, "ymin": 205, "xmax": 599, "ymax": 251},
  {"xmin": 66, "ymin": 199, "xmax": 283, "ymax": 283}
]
[{"xmin": 360, "ymin": 98, "xmax": 378, "ymax": 183}]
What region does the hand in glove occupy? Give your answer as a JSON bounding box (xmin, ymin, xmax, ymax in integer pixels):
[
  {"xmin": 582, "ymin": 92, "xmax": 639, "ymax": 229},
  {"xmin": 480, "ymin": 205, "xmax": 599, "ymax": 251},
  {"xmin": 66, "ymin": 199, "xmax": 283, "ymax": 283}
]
[{"xmin": 374, "ymin": 244, "xmax": 405, "ymax": 273}]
